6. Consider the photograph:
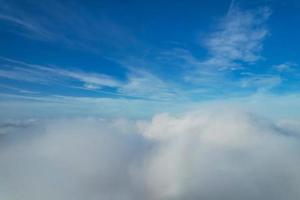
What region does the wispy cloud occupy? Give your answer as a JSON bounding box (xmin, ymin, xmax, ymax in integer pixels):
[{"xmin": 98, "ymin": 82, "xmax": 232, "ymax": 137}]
[
  {"xmin": 41, "ymin": 67, "xmax": 123, "ymax": 89},
  {"xmin": 0, "ymin": 0, "xmax": 138, "ymax": 53},
  {"xmin": 119, "ymin": 69, "xmax": 181, "ymax": 101},
  {"xmin": 0, "ymin": 84, "xmax": 38, "ymax": 94},
  {"xmin": 157, "ymin": 5, "xmax": 272, "ymax": 89},
  {"xmin": 0, "ymin": 13, "xmax": 52, "ymax": 38},
  {"xmin": 274, "ymin": 62, "xmax": 298, "ymax": 72},
  {"xmin": 202, "ymin": 6, "xmax": 271, "ymax": 69},
  {"xmin": 240, "ymin": 74, "xmax": 282, "ymax": 91},
  {"xmin": 0, "ymin": 57, "xmax": 184, "ymax": 101},
  {"xmin": 0, "ymin": 57, "xmax": 122, "ymax": 89}
]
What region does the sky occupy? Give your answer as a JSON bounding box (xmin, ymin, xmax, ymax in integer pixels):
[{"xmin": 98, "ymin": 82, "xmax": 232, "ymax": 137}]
[
  {"xmin": 1, "ymin": 1, "xmax": 300, "ymax": 200},
  {"xmin": 0, "ymin": 0, "xmax": 300, "ymax": 119}
]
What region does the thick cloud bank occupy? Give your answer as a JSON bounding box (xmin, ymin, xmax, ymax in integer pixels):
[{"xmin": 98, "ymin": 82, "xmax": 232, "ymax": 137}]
[{"xmin": 0, "ymin": 109, "xmax": 300, "ymax": 200}]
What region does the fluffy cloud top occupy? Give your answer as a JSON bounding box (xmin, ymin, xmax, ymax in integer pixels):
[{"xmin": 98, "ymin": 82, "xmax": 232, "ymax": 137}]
[{"xmin": 0, "ymin": 109, "xmax": 300, "ymax": 200}]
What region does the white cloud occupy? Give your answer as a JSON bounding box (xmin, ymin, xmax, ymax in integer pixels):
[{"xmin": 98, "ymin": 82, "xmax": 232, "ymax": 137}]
[
  {"xmin": 0, "ymin": 57, "xmax": 122, "ymax": 89},
  {"xmin": 0, "ymin": 12, "xmax": 52, "ymax": 38},
  {"xmin": 140, "ymin": 110, "xmax": 300, "ymax": 199},
  {"xmin": 119, "ymin": 69, "xmax": 180, "ymax": 101},
  {"xmin": 202, "ymin": 6, "xmax": 271, "ymax": 69},
  {"xmin": 0, "ymin": 0, "xmax": 138, "ymax": 52},
  {"xmin": 0, "ymin": 118, "xmax": 146, "ymax": 200},
  {"xmin": 0, "ymin": 108, "xmax": 300, "ymax": 199},
  {"xmin": 274, "ymin": 62, "xmax": 298, "ymax": 72},
  {"xmin": 0, "ymin": 57, "xmax": 182, "ymax": 100},
  {"xmin": 0, "ymin": 84, "xmax": 38, "ymax": 94},
  {"xmin": 161, "ymin": 6, "xmax": 272, "ymax": 87},
  {"xmin": 48, "ymin": 68, "xmax": 122, "ymax": 88},
  {"xmin": 240, "ymin": 74, "xmax": 282, "ymax": 91}
]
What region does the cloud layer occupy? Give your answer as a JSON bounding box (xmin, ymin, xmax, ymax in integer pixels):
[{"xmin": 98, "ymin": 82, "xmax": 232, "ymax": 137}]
[{"xmin": 0, "ymin": 109, "xmax": 300, "ymax": 200}]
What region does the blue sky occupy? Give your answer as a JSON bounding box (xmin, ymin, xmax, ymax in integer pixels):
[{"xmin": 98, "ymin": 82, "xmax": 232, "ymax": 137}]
[{"xmin": 0, "ymin": 0, "xmax": 300, "ymax": 119}]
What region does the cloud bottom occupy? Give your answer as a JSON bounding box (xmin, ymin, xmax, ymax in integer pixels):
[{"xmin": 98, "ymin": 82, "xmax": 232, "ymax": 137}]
[{"xmin": 0, "ymin": 109, "xmax": 300, "ymax": 200}]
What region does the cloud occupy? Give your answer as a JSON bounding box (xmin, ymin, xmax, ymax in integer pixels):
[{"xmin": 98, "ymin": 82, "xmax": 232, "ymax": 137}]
[
  {"xmin": 51, "ymin": 68, "xmax": 122, "ymax": 88},
  {"xmin": 119, "ymin": 69, "xmax": 180, "ymax": 101},
  {"xmin": 160, "ymin": 5, "xmax": 272, "ymax": 89},
  {"xmin": 0, "ymin": 57, "xmax": 122, "ymax": 89},
  {"xmin": 202, "ymin": 6, "xmax": 271, "ymax": 69},
  {"xmin": 0, "ymin": 118, "xmax": 147, "ymax": 200},
  {"xmin": 0, "ymin": 57, "xmax": 185, "ymax": 101},
  {"xmin": 140, "ymin": 110, "xmax": 300, "ymax": 199},
  {"xmin": 0, "ymin": 118, "xmax": 37, "ymax": 134},
  {"xmin": 0, "ymin": 13, "xmax": 52, "ymax": 38},
  {"xmin": 240, "ymin": 74, "xmax": 282, "ymax": 91},
  {"xmin": 0, "ymin": 0, "xmax": 138, "ymax": 52},
  {"xmin": 274, "ymin": 62, "xmax": 298, "ymax": 72},
  {"xmin": 0, "ymin": 83, "xmax": 39, "ymax": 94},
  {"xmin": 0, "ymin": 108, "xmax": 300, "ymax": 199}
]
